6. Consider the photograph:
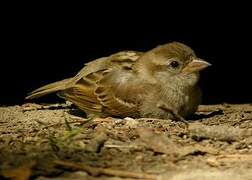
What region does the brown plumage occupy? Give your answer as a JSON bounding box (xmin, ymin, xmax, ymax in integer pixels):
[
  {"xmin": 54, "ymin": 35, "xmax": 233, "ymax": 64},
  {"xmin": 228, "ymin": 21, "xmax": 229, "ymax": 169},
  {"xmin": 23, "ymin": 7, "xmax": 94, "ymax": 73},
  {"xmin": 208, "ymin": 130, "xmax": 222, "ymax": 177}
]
[{"xmin": 26, "ymin": 42, "xmax": 210, "ymax": 120}]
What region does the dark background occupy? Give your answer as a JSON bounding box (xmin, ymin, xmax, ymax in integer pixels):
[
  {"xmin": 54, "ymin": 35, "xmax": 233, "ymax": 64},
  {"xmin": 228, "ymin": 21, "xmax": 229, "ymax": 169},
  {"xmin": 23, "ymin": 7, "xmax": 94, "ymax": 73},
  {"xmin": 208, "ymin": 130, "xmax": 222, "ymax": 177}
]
[{"xmin": 1, "ymin": 3, "xmax": 251, "ymax": 105}]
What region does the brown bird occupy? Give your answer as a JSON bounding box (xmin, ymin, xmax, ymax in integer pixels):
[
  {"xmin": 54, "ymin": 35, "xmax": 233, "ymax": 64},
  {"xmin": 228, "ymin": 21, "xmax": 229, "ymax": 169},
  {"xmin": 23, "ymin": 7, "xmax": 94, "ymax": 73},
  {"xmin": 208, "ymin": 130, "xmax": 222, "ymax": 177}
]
[{"xmin": 26, "ymin": 42, "xmax": 210, "ymax": 121}]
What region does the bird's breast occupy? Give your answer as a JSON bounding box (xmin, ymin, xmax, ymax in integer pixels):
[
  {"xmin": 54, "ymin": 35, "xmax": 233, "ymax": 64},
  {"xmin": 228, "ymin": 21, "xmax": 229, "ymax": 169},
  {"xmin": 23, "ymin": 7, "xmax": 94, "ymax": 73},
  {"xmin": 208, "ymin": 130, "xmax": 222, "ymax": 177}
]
[{"xmin": 153, "ymin": 77, "xmax": 201, "ymax": 118}]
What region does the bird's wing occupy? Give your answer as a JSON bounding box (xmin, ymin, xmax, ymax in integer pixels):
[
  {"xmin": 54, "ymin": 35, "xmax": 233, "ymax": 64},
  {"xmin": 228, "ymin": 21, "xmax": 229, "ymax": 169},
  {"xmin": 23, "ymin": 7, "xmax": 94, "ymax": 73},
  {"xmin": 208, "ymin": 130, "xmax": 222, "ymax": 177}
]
[
  {"xmin": 94, "ymin": 69, "xmax": 146, "ymax": 117},
  {"xmin": 65, "ymin": 51, "xmax": 143, "ymax": 88},
  {"xmin": 58, "ymin": 69, "xmax": 106, "ymax": 113},
  {"xmin": 59, "ymin": 51, "xmax": 145, "ymax": 117},
  {"xmin": 26, "ymin": 51, "xmax": 142, "ymax": 100}
]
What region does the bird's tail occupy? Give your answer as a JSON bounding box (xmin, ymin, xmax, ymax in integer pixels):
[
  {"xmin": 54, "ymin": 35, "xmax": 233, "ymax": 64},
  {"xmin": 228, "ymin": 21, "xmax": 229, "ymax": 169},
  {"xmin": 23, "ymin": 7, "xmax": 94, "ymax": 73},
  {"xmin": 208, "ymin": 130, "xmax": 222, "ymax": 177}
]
[{"xmin": 26, "ymin": 78, "xmax": 72, "ymax": 99}]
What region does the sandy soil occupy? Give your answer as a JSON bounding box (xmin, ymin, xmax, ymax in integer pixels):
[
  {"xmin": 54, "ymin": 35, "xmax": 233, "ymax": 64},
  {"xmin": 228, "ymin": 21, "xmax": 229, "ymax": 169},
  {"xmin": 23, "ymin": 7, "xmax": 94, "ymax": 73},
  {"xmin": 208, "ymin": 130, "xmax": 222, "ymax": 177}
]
[{"xmin": 0, "ymin": 103, "xmax": 252, "ymax": 180}]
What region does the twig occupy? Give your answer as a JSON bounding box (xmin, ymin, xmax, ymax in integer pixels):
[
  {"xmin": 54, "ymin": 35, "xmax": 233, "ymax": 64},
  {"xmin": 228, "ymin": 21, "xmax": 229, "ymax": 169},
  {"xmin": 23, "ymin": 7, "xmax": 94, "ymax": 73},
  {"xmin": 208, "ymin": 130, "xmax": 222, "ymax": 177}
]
[
  {"xmin": 197, "ymin": 107, "xmax": 219, "ymax": 112},
  {"xmin": 54, "ymin": 160, "xmax": 157, "ymax": 179},
  {"xmin": 22, "ymin": 103, "xmax": 72, "ymax": 111},
  {"xmin": 157, "ymin": 103, "xmax": 189, "ymax": 128},
  {"xmin": 39, "ymin": 121, "xmax": 86, "ymax": 129},
  {"xmin": 207, "ymin": 154, "xmax": 252, "ymax": 167},
  {"xmin": 136, "ymin": 118, "xmax": 169, "ymax": 121},
  {"xmin": 37, "ymin": 116, "xmax": 91, "ymax": 129},
  {"xmin": 231, "ymin": 118, "xmax": 252, "ymax": 126}
]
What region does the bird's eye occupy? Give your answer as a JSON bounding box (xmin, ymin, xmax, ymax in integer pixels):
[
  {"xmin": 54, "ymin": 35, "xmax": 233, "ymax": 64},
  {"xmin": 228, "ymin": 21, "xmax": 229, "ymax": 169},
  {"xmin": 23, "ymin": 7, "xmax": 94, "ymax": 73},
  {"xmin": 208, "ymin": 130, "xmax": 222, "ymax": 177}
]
[{"xmin": 169, "ymin": 61, "xmax": 180, "ymax": 69}]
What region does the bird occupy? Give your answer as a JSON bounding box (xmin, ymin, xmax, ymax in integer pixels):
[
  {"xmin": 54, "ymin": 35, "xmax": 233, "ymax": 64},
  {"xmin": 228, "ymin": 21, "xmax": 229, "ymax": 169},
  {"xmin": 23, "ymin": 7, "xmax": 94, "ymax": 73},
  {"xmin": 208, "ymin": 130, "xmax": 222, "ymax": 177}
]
[{"xmin": 26, "ymin": 42, "xmax": 211, "ymax": 121}]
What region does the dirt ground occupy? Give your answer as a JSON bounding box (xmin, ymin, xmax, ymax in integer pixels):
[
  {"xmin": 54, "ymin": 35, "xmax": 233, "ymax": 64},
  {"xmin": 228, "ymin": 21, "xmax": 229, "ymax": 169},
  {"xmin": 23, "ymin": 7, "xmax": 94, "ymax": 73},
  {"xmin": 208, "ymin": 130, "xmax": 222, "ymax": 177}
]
[{"xmin": 0, "ymin": 103, "xmax": 252, "ymax": 180}]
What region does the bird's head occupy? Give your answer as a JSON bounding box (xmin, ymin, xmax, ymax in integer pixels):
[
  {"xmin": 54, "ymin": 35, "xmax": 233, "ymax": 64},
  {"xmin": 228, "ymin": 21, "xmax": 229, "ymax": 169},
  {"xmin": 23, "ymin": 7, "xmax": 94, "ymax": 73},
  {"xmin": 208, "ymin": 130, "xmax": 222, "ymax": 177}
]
[{"xmin": 136, "ymin": 42, "xmax": 211, "ymax": 83}]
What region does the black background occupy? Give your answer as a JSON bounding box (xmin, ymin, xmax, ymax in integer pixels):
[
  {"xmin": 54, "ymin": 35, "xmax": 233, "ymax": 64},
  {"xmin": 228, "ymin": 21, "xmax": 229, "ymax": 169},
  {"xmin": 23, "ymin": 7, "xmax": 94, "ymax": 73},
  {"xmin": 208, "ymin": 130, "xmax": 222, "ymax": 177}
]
[{"xmin": 1, "ymin": 2, "xmax": 251, "ymax": 105}]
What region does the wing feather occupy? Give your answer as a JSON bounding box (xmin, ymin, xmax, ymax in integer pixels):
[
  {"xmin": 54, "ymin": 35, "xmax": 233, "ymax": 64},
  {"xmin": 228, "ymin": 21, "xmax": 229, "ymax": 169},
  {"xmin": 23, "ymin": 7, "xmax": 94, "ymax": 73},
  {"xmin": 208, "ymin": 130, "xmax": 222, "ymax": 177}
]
[
  {"xmin": 59, "ymin": 51, "xmax": 144, "ymax": 116},
  {"xmin": 94, "ymin": 69, "xmax": 145, "ymax": 118},
  {"xmin": 27, "ymin": 50, "xmax": 144, "ymax": 118}
]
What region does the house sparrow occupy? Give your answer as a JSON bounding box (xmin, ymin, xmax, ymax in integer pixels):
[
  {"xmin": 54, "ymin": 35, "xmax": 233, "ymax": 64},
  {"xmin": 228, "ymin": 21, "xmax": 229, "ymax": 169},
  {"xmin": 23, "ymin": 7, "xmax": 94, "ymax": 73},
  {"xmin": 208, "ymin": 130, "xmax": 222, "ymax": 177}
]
[{"xmin": 26, "ymin": 42, "xmax": 210, "ymax": 121}]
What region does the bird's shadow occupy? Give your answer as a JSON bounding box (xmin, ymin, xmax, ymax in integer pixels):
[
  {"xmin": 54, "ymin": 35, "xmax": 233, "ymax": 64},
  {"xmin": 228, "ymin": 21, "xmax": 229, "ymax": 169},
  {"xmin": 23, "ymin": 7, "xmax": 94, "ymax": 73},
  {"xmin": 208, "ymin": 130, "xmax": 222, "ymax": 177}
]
[
  {"xmin": 66, "ymin": 106, "xmax": 224, "ymax": 122},
  {"xmin": 68, "ymin": 108, "xmax": 87, "ymax": 118},
  {"xmin": 189, "ymin": 109, "xmax": 224, "ymax": 121}
]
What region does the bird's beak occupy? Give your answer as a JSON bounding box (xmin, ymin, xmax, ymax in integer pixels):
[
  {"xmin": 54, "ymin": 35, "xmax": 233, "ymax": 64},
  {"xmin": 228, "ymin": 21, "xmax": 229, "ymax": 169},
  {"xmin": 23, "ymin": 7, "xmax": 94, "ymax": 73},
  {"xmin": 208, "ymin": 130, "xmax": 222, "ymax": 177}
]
[{"xmin": 181, "ymin": 58, "xmax": 211, "ymax": 74}]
